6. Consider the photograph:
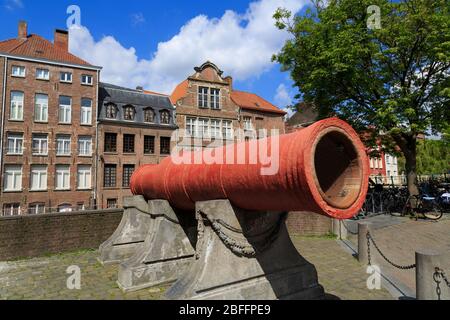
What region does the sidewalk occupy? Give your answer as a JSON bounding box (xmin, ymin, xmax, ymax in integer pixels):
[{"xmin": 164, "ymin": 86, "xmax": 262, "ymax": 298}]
[{"xmin": 0, "ymin": 236, "xmax": 393, "ymax": 300}]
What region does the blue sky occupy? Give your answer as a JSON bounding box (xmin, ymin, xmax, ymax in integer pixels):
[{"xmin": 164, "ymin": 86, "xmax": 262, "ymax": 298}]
[{"xmin": 0, "ymin": 0, "xmax": 312, "ymax": 111}]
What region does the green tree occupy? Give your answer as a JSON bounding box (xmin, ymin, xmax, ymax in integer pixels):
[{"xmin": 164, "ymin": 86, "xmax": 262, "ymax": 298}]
[{"xmin": 273, "ymin": 0, "xmax": 450, "ymax": 196}]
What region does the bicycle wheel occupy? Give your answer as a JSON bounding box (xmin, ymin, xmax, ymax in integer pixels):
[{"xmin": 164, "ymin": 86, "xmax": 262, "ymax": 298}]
[{"xmin": 423, "ymin": 203, "xmax": 443, "ymax": 220}]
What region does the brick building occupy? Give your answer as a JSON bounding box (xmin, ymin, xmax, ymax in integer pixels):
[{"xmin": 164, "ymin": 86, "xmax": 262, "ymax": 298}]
[
  {"xmin": 0, "ymin": 21, "xmax": 101, "ymax": 215},
  {"xmin": 96, "ymin": 83, "xmax": 177, "ymax": 208},
  {"xmin": 170, "ymin": 61, "xmax": 286, "ymax": 148}
]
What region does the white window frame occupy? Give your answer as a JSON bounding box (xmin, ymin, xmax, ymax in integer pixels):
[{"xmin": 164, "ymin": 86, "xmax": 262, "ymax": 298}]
[
  {"xmin": 56, "ymin": 135, "xmax": 71, "ymax": 156},
  {"xmin": 11, "ymin": 65, "xmax": 25, "ymax": 77},
  {"xmin": 10, "ymin": 91, "xmax": 24, "ymax": 121},
  {"xmin": 243, "ymin": 116, "xmax": 253, "ymax": 131},
  {"xmin": 30, "ymin": 165, "xmax": 48, "ymax": 191},
  {"xmin": 222, "ymin": 120, "xmax": 233, "ymax": 140},
  {"xmin": 59, "ymin": 96, "xmax": 72, "ymax": 124},
  {"xmin": 78, "ymin": 136, "xmax": 92, "ymax": 156},
  {"xmin": 2, "ymin": 203, "xmax": 21, "ymax": 216},
  {"xmin": 210, "ymin": 119, "xmax": 222, "ymax": 139},
  {"xmin": 210, "ymin": 88, "xmax": 220, "ymax": 109},
  {"xmin": 34, "ymin": 93, "xmax": 48, "ymax": 122},
  {"xmin": 186, "ymin": 117, "xmax": 197, "ymax": 137},
  {"xmin": 60, "ymin": 72, "xmax": 72, "ymax": 83},
  {"xmin": 7, "ymin": 133, "xmax": 23, "ymax": 155},
  {"xmin": 81, "ymin": 98, "xmax": 92, "ymax": 125},
  {"xmin": 36, "ymin": 68, "xmax": 50, "ymax": 80},
  {"xmin": 77, "ymin": 165, "xmax": 92, "ymax": 190},
  {"xmin": 32, "ymin": 134, "xmax": 48, "ymax": 156},
  {"xmin": 197, "ymin": 118, "xmax": 210, "ymax": 138},
  {"xmin": 81, "ymin": 74, "xmax": 93, "ymax": 86},
  {"xmin": 55, "ymin": 165, "xmax": 71, "ymax": 191},
  {"xmin": 198, "ymin": 87, "xmax": 209, "ymax": 108},
  {"xmin": 3, "ymin": 165, "xmax": 22, "ymax": 192}
]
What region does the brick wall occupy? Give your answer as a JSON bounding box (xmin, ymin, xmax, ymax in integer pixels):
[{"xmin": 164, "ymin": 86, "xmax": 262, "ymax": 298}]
[
  {"xmin": 0, "ymin": 209, "xmax": 122, "ymax": 261},
  {"xmin": 286, "ymin": 211, "xmax": 332, "ymax": 236}
]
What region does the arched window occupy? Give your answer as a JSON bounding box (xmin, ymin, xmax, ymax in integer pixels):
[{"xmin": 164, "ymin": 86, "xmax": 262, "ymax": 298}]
[
  {"xmin": 105, "ymin": 103, "xmax": 117, "ymax": 119},
  {"xmin": 144, "ymin": 108, "xmax": 155, "ymax": 123},
  {"xmin": 160, "ymin": 110, "xmax": 171, "ymax": 125},
  {"xmin": 123, "ymin": 105, "xmax": 136, "ymax": 121}
]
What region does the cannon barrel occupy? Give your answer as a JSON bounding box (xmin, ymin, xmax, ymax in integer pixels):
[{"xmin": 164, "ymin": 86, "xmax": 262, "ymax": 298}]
[{"xmin": 130, "ymin": 118, "xmax": 369, "ymax": 220}]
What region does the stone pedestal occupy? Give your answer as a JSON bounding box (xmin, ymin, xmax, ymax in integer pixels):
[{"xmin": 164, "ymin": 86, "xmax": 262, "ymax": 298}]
[
  {"xmin": 98, "ymin": 196, "xmax": 153, "ymax": 265},
  {"xmin": 166, "ymin": 200, "xmax": 325, "ymax": 300},
  {"xmin": 117, "ymin": 200, "xmax": 197, "ymax": 292}
]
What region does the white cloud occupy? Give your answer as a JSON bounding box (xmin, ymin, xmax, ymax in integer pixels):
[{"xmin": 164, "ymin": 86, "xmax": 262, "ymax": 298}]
[
  {"xmin": 4, "ymin": 0, "xmax": 23, "ymax": 10},
  {"xmin": 274, "ymin": 83, "xmax": 293, "ymax": 108},
  {"xmin": 69, "ymin": 0, "xmax": 308, "ymax": 94}
]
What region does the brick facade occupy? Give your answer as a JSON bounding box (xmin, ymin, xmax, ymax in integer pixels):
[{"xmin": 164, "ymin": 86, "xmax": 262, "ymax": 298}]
[
  {"xmin": 286, "ymin": 212, "xmax": 333, "ymax": 236},
  {"xmin": 0, "ymin": 24, "xmax": 101, "ymax": 215},
  {"xmin": 0, "ymin": 209, "xmax": 123, "ymax": 261}
]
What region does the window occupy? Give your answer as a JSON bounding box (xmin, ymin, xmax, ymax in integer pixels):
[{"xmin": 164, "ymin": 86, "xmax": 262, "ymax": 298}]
[
  {"xmin": 123, "ymin": 134, "xmax": 135, "ymax": 153},
  {"xmin": 56, "ymin": 135, "xmax": 71, "ymax": 156},
  {"xmin": 55, "ymin": 165, "xmax": 70, "ymax": 190},
  {"xmin": 77, "ymin": 165, "xmax": 91, "ymax": 190},
  {"xmin": 160, "ymin": 137, "xmax": 171, "ymax": 155},
  {"xmin": 105, "ymin": 103, "xmax": 117, "ymax": 119},
  {"xmin": 81, "ymin": 98, "xmax": 92, "ymax": 125},
  {"xmin": 2, "ymin": 203, "xmax": 20, "ymax": 216},
  {"xmin": 243, "ymin": 116, "xmax": 253, "ymax": 131},
  {"xmin": 210, "ymin": 119, "xmax": 221, "ymax": 139},
  {"xmin": 123, "ymin": 105, "xmax": 135, "ymax": 121},
  {"xmin": 30, "ymin": 165, "xmax": 47, "ymax": 191},
  {"xmin": 34, "ymin": 94, "xmax": 48, "ymax": 122},
  {"xmin": 12, "ymin": 65, "xmax": 25, "ymax": 77},
  {"xmin": 107, "ymin": 199, "xmax": 118, "ymax": 209},
  {"xmin": 3, "ymin": 165, "xmax": 22, "ymax": 192},
  {"xmin": 81, "ymin": 74, "xmax": 93, "ymax": 85},
  {"xmin": 104, "ymin": 164, "xmax": 117, "ymax": 188},
  {"xmin": 58, "ymin": 204, "xmax": 72, "ymax": 213},
  {"xmin": 222, "ymin": 120, "xmax": 233, "ymax": 140},
  {"xmin": 78, "ymin": 136, "xmax": 92, "ymax": 156},
  {"xmin": 32, "ymin": 134, "xmax": 48, "ymax": 155},
  {"xmin": 198, "ymin": 118, "xmax": 209, "ymax": 138},
  {"xmin": 7, "ymin": 133, "xmax": 23, "ymax": 155},
  {"xmin": 144, "ymin": 108, "xmax": 155, "ymax": 123},
  {"xmin": 198, "ymin": 87, "xmax": 208, "ymax": 108},
  {"xmin": 123, "ymin": 165, "xmax": 135, "ymax": 188},
  {"xmin": 104, "ymin": 133, "xmax": 117, "ymax": 152},
  {"xmin": 10, "ymin": 91, "xmax": 24, "ymax": 121},
  {"xmin": 59, "ymin": 96, "xmax": 72, "ymax": 124},
  {"xmin": 36, "ymin": 69, "xmax": 49, "ymax": 80},
  {"xmin": 76, "ymin": 202, "xmax": 85, "ymax": 211},
  {"xmin": 210, "ymin": 88, "xmax": 220, "ymax": 109},
  {"xmin": 186, "ymin": 117, "xmax": 197, "ymax": 137},
  {"xmin": 60, "ymin": 72, "xmax": 72, "ymax": 83},
  {"xmin": 160, "ymin": 110, "xmax": 171, "ymax": 125},
  {"xmin": 144, "ymin": 136, "xmax": 155, "ymax": 154},
  {"xmin": 28, "ymin": 203, "xmax": 45, "ymax": 215}
]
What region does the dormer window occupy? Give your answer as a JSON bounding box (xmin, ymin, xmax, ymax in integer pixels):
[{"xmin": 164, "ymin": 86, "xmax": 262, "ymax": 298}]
[
  {"xmin": 160, "ymin": 110, "xmax": 171, "ymax": 125},
  {"xmin": 123, "ymin": 105, "xmax": 136, "ymax": 121},
  {"xmin": 105, "ymin": 103, "xmax": 117, "ymax": 119},
  {"xmin": 144, "ymin": 108, "xmax": 155, "ymax": 123}
]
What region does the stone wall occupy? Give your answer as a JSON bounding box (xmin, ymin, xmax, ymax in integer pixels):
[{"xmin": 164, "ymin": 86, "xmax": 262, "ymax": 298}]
[
  {"xmin": 0, "ymin": 209, "xmax": 123, "ymax": 261},
  {"xmin": 286, "ymin": 212, "xmax": 332, "ymax": 236}
]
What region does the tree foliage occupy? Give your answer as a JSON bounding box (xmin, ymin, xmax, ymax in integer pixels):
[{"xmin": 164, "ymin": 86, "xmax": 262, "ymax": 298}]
[{"xmin": 273, "ymin": 0, "xmax": 450, "ymax": 194}]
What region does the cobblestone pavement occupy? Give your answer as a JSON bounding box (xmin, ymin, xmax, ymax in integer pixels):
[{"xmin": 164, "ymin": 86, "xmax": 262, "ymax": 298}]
[
  {"xmin": 0, "ymin": 236, "xmax": 393, "ymax": 300},
  {"xmin": 345, "ymin": 213, "xmax": 450, "ymax": 296}
]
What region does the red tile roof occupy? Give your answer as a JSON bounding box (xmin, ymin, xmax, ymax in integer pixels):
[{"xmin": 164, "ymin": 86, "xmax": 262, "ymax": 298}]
[
  {"xmin": 169, "ymin": 79, "xmax": 189, "ymax": 105},
  {"xmin": 231, "ymin": 90, "xmax": 286, "ymax": 115},
  {"xmin": 0, "ymin": 34, "xmax": 93, "ymax": 67}
]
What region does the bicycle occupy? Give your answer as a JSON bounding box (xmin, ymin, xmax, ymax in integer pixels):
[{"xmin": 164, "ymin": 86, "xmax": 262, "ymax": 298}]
[{"xmin": 390, "ymin": 194, "xmax": 443, "ymax": 220}]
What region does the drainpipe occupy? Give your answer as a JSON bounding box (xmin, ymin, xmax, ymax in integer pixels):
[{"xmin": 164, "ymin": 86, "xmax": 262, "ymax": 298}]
[
  {"xmin": 0, "ymin": 56, "xmax": 8, "ymax": 200},
  {"xmin": 93, "ymin": 69, "xmax": 100, "ymax": 208}
]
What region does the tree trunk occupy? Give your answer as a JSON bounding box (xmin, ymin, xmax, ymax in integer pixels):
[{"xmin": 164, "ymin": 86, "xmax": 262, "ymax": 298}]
[{"xmin": 393, "ymin": 133, "xmax": 419, "ymax": 197}]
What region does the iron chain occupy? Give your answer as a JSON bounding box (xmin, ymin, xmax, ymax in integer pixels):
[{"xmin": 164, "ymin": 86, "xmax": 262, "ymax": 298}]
[
  {"xmin": 433, "ymin": 268, "xmax": 450, "ymax": 300},
  {"xmin": 366, "ymin": 231, "xmax": 416, "ymax": 270}
]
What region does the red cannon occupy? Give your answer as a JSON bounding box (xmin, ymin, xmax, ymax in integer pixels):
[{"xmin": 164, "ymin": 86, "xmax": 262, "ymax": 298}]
[{"xmin": 131, "ymin": 118, "xmax": 369, "ymax": 220}]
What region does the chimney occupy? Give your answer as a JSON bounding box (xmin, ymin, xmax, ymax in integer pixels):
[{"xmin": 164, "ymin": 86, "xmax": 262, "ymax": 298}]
[
  {"xmin": 18, "ymin": 21, "xmax": 27, "ymax": 40},
  {"xmin": 224, "ymin": 76, "xmax": 233, "ymax": 89},
  {"xmin": 54, "ymin": 29, "xmax": 69, "ymax": 51}
]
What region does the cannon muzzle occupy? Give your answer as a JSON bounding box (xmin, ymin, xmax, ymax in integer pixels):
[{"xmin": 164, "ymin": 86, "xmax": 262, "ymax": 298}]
[{"xmin": 131, "ymin": 118, "xmax": 369, "ymax": 219}]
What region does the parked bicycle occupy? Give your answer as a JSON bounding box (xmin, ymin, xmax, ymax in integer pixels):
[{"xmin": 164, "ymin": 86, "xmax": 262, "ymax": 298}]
[{"xmin": 390, "ymin": 194, "xmax": 443, "ymax": 220}]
